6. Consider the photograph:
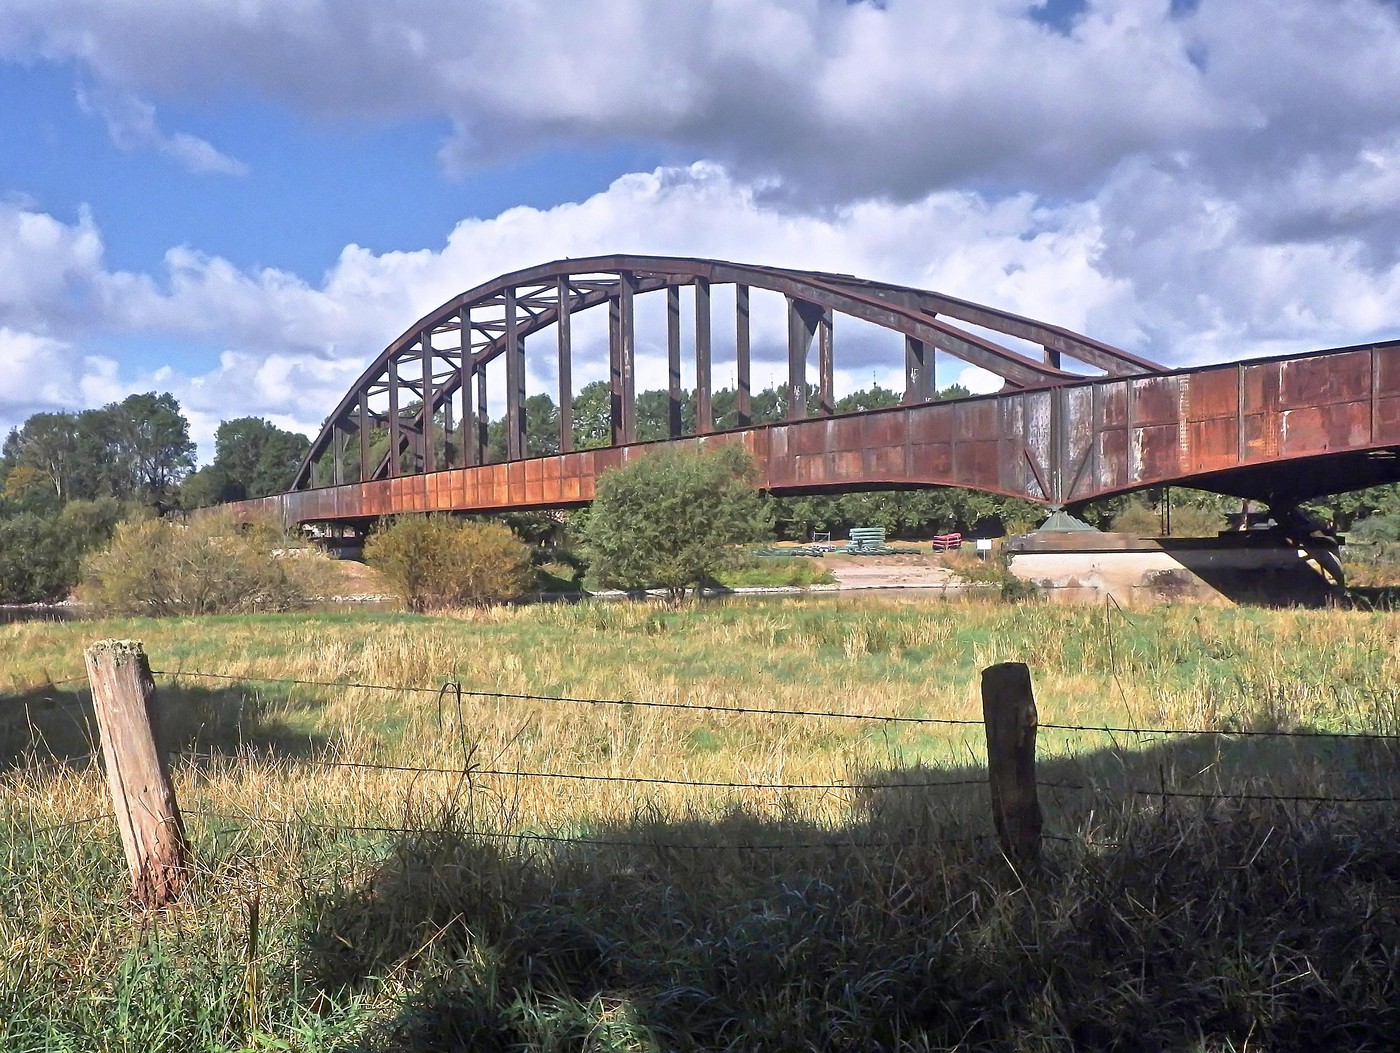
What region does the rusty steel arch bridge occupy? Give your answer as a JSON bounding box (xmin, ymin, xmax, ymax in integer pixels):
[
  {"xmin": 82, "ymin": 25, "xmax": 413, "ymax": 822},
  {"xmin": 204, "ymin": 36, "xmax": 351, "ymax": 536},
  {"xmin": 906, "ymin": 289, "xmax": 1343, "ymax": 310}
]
[{"xmin": 231, "ymin": 254, "xmax": 1400, "ymax": 528}]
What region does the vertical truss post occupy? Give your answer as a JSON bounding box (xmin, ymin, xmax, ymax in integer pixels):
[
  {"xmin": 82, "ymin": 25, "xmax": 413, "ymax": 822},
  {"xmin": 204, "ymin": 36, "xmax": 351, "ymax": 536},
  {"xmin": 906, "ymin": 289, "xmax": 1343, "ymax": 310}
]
[
  {"xmin": 787, "ymin": 298, "xmax": 821, "ymax": 420},
  {"xmin": 607, "ymin": 271, "xmax": 635, "ymax": 445},
  {"xmin": 476, "ymin": 365, "xmax": 489, "ymax": 465},
  {"xmin": 387, "ymin": 358, "xmax": 401, "ymax": 477},
  {"xmin": 459, "ymin": 307, "xmax": 473, "ymax": 467},
  {"xmin": 557, "ymin": 277, "xmax": 573, "ymax": 453},
  {"xmin": 1045, "ymin": 347, "xmax": 1062, "ymax": 370},
  {"xmin": 421, "ymin": 330, "xmax": 435, "ymax": 471},
  {"xmin": 332, "ymin": 423, "xmax": 345, "ymax": 486},
  {"xmin": 441, "ymin": 381, "xmax": 455, "ymax": 469},
  {"xmin": 736, "ymin": 283, "xmax": 751, "ymax": 427},
  {"xmin": 818, "ymin": 310, "xmax": 834, "ymax": 416},
  {"xmin": 667, "ymin": 284, "xmax": 683, "ymax": 438},
  {"xmin": 505, "ymin": 287, "xmax": 526, "ymax": 460},
  {"xmin": 358, "ymin": 390, "xmax": 370, "ymax": 482},
  {"xmin": 695, "ymin": 278, "xmax": 712, "ymax": 434},
  {"xmin": 904, "ymin": 336, "xmax": 932, "ymax": 404}
]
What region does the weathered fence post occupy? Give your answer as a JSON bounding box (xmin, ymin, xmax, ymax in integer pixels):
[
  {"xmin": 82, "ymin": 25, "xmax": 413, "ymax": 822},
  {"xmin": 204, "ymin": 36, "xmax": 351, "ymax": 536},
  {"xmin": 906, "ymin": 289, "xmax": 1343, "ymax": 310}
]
[
  {"xmin": 84, "ymin": 640, "xmax": 188, "ymax": 909},
  {"xmin": 981, "ymin": 661, "xmax": 1043, "ymax": 866}
]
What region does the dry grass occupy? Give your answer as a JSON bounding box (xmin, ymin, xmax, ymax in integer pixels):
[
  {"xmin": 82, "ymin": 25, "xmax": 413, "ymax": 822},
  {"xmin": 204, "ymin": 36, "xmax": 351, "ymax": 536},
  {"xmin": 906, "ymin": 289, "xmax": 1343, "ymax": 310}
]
[{"xmin": 4, "ymin": 597, "xmax": 1400, "ymax": 1049}]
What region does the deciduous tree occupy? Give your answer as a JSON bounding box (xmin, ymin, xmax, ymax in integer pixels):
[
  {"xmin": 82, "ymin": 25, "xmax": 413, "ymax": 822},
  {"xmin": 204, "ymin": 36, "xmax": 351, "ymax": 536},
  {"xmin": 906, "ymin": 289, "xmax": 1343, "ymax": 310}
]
[{"xmin": 580, "ymin": 444, "xmax": 772, "ymax": 601}]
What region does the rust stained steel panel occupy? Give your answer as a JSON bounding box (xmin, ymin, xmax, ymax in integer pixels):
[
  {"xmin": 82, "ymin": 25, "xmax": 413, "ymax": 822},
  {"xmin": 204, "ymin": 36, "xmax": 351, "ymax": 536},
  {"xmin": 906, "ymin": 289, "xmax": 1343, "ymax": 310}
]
[
  {"xmin": 1099, "ymin": 381, "xmax": 1129, "ymax": 429},
  {"xmin": 908, "ymin": 403, "xmax": 954, "ymax": 444},
  {"xmin": 1279, "ymin": 402, "xmax": 1372, "ymax": 456},
  {"xmin": 1185, "ymin": 367, "xmax": 1238, "ymax": 421},
  {"xmin": 958, "ymin": 400, "xmax": 999, "ymax": 439},
  {"xmin": 954, "ymin": 440, "xmax": 1002, "ymax": 490},
  {"xmin": 1096, "ymin": 429, "xmax": 1130, "ymax": 489},
  {"xmin": 909, "ymin": 443, "xmax": 953, "ymax": 477},
  {"xmin": 1185, "ymin": 418, "xmax": 1238, "ymax": 473},
  {"xmin": 1130, "ymin": 376, "xmax": 1182, "ymax": 427},
  {"xmin": 1241, "ymin": 414, "xmax": 1280, "ymax": 462},
  {"xmin": 1019, "ymin": 391, "xmax": 1053, "ymax": 499},
  {"xmin": 1132, "ymin": 423, "xmax": 1183, "ymax": 483},
  {"xmin": 830, "ymin": 450, "xmax": 863, "ymax": 478},
  {"xmin": 1278, "ymin": 351, "xmax": 1371, "ymax": 409},
  {"xmin": 827, "ymin": 416, "xmax": 870, "ymax": 453},
  {"xmin": 1376, "ymin": 346, "xmax": 1400, "ymax": 395},
  {"xmin": 1242, "ymin": 362, "xmax": 1281, "ymax": 415},
  {"xmin": 1375, "ymin": 396, "xmax": 1400, "ymax": 444},
  {"xmin": 860, "ymin": 412, "xmax": 905, "ymax": 450},
  {"xmin": 789, "ymin": 419, "xmax": 833, "ymax": 456},
  {"xmin": 863, "ymin": 444, "xmax": 905, "ymax": 480},
  {"xmin": 1062, "ymin": 386, "xmax": 1096, "ymax": 503},
  {"xmin": 791, "ymin": 454, "xmax": 827, "ymax": 484}
]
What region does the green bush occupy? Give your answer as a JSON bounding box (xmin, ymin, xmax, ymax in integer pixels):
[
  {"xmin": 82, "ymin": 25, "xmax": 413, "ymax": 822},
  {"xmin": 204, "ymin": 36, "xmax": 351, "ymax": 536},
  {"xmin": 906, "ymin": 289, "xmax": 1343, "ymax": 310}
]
[
  {"xmin": 78, "ymin": 513, "xmax": 316, "ymax": 616},
  {"xmin": 0, "ymin": 498, "xmax": 125, "ymax": 604},
  {"xmin": 580, "ymin": 444, "xmax": 772, "ymax": 601},
  {"xmin": 364, "ymin": 515, "xmax": 533, "ymax": 611}
]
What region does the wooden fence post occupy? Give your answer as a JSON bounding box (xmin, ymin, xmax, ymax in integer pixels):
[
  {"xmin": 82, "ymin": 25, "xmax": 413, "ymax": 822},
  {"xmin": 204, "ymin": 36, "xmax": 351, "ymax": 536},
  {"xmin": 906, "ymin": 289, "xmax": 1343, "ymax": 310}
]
[
  {"xmin": 981, "ymin": 661, "xmax": 1043, "ymax": 866},
  {"xmin": 84, "ymin": 640, "xmax": 188, "ymax": 909}
]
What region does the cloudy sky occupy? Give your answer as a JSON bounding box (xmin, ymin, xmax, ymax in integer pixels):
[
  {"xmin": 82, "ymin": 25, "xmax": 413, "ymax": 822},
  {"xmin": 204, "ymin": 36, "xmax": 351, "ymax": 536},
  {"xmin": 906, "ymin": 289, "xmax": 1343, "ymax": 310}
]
[{"xmin": 3, "ymin": 0, "xmax": 1400, "ymax": 459}]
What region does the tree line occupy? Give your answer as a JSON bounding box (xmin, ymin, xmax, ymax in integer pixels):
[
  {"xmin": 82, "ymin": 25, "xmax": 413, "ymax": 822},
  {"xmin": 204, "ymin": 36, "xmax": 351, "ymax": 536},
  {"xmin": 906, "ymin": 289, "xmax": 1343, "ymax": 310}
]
[
  {"xmin": 0, "ymin": 395, "xmax": 309, "ymax": 603},
  {"xmin": 5, "ymin": 380, "xmax": 1400, "ymax": 605}
]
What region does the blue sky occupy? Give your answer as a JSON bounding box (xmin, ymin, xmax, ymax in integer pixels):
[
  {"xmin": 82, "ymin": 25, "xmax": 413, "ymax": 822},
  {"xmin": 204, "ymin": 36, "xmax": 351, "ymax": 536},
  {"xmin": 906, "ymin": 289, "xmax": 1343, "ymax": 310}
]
[{"xmin": 2, "ymin": 0, "xmax": 1400, "ymax": 460}]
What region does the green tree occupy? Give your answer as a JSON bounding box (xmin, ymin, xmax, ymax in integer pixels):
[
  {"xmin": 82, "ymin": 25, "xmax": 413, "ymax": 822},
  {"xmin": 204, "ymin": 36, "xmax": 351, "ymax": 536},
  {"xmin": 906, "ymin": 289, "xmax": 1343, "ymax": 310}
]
[
  {"xmin": 572, "ymin": 381, "xmax": 613, "ymax": 450},
  {"xmin": 185, "ymin": 417, "xmax": 311, "ymax": 506},
  {"xmin": 102, "ymin": 393, "xmax": 196, "ymax": 504},
  {"xmin": 580, "ymin": 445, "xmax": 772, "ymax": 601}
]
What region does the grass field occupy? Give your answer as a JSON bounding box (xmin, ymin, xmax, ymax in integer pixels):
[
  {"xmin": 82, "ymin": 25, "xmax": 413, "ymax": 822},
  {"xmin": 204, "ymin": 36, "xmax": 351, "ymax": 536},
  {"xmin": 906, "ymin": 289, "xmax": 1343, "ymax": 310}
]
[{"xmin": 4, "ymin": 596, "xmax": 1400, "ymax": 1050}]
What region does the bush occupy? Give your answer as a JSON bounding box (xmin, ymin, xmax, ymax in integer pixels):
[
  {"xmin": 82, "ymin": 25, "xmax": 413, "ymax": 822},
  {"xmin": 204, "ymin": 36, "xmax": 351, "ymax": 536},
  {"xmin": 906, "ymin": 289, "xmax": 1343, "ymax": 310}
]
[
  {"xmin": 0, "ymin": 498, "xmax": 125, "ymax": 604},
  {"xmin": 364, "ymin": 516, "xmax": 533, "ymax": 611},
  {"xmin": 580, "ymin": 445, "xmax": 773, "ymax": 602},
  {"xmin": 78, "ymin": 513, "xmax": 316, "ymax": 616}
]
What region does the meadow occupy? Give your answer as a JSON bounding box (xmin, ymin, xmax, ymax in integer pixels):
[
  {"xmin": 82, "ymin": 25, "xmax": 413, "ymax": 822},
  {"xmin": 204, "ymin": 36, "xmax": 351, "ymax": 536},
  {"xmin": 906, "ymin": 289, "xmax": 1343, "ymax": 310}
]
[{"xmin": 3, "ymin": 596, "xmax": 1400, "ymax": 1051}]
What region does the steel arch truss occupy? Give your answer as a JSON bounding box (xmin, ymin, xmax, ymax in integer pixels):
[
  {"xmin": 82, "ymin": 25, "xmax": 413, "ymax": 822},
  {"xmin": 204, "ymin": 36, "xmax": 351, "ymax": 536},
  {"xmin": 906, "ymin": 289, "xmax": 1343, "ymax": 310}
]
[{"xmin": 292, "ymin": 255, "xmax": 1162, "ymax": 490}]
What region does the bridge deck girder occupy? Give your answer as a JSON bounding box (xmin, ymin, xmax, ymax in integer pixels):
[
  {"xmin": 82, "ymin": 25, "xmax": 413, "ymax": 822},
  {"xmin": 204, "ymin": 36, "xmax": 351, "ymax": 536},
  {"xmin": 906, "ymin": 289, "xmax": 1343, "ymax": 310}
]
[{"xmin": 232, "ymin": 338, "xmax": 1400, "ymax": 526}]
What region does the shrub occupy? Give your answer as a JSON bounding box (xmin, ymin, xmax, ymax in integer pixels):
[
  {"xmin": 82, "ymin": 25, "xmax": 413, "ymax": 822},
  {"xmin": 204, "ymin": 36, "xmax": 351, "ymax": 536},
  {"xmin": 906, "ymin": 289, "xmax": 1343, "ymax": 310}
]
[
  {"xmin": 78, "ymin": 513, "xmax": 316, "ymax": 616},
  {"xmin": 364, "ymin": 516, "xmax": 533, "ymax": 611},
  {"xmin": 580, "ymin": 444, "xmax": 773, "ymax": 601},
  {"xmin": 0, "ymin": 498, "xmax": 126, "ymax": 604}
]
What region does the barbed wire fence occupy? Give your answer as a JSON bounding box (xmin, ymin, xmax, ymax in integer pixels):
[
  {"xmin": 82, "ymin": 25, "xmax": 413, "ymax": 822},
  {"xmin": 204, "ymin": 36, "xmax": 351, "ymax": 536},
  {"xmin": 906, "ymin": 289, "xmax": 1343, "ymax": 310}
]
[{"xmin": 5, "ymin": 656, "xmax": 1399, "ymax": 875}]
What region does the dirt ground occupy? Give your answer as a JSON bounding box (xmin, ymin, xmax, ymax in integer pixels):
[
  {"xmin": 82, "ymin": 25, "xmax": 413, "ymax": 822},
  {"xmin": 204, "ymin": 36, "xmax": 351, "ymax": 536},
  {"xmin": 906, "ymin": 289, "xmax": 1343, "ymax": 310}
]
[
  {"xmin": 819, "ymin": 552, "xmax": 962, "ymax": 590},
  {"xmin": 316, "ymin": 550, "xmax": 965, "ymax": 597}
]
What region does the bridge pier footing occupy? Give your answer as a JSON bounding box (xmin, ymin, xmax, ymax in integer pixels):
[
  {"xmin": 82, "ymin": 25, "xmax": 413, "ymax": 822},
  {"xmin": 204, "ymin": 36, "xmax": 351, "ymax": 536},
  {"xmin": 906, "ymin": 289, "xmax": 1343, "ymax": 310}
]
[{"xmin": 1003, "ymin": 530, "xmax": 1342, "ymax": 607}]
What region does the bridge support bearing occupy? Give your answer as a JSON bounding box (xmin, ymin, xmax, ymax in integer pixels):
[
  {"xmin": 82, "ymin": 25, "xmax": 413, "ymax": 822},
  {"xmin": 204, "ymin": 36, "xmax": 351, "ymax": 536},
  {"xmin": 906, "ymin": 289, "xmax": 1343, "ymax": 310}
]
[{"xmin": 1005, "ymin": 529, "xmax": 1342, "ymax": 607}]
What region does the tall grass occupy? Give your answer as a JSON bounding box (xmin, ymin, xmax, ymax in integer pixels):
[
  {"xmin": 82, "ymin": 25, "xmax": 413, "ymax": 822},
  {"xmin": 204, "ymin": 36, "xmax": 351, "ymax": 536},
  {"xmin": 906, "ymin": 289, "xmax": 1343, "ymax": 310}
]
[{"xmin": 3, "ymin": 597, "xmax": 1400, "ymax": 1049}]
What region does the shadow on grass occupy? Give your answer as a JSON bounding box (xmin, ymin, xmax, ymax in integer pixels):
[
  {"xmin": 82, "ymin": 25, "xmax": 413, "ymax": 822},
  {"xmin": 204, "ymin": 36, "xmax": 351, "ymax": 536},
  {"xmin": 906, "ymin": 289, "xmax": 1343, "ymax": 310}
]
[
  {"xmin": 0, "ymin": 680, "xmax": 328, "ymax": 769},
  {"xmin": 300, "ymin": 732, "xmax": 1400, "ymax": 1052}
]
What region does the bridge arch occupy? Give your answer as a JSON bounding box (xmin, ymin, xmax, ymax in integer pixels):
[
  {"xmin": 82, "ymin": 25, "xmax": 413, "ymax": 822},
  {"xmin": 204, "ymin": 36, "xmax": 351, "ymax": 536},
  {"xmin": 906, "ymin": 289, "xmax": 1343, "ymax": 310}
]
[{"xmin": 292, "ymin": 255, "xmax": 1162, "ymax": 491}]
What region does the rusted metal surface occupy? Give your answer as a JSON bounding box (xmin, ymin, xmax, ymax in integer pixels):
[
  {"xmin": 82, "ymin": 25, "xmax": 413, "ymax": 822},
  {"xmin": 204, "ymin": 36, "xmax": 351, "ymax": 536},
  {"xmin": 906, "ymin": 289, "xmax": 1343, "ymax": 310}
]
[
  {"xmin": 290, "ymin": 254, "xmax": 1158, "ymax": 492},
  {"xmin": 228, "ymin": 337, "xmax": 1400, "ymax": 529},
  {"xmin": 231, "ymin": 255, "xmax": 1400, "ymax": 528}
]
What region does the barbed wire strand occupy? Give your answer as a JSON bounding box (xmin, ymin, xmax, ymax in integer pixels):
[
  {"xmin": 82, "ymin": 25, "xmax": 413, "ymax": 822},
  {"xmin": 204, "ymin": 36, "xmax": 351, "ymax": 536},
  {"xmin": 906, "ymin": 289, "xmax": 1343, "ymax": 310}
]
[
  {"xmin": 17, "ymin": 813, "xmax": 107, "ymax": 836},
  {"xmin": 151, "ymin": 668, "xmax": 1400, "ymax": 742},
  {"xmin": 174, "ymin": 751, "xmax": 987, "ymax": 792},
  {"xmin": 184, "ymin": 808, "xmax": 943, "ymax": 852},
  {"xmin": 0, "ymin": 675, "xmax": 89, "ymax": 704}
]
